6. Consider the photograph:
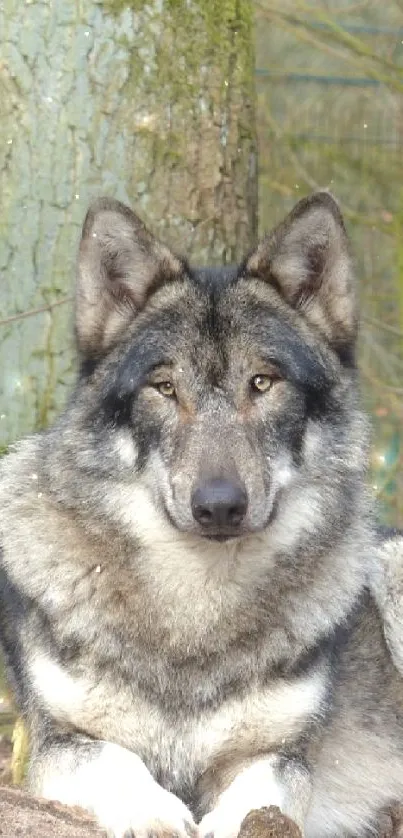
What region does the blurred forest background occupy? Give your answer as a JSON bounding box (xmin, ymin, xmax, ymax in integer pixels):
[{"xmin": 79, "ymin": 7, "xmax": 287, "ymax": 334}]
[
  {"xmin": 0, "ymin": 0, "xmax": 403, "ymax": 780},
  {"xmin": 256, "ymin": 0, "xmax": 403, "ymax": 529}
]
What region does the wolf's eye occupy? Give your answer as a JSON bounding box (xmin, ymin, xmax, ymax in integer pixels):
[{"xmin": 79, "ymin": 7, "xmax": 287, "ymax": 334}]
[
  {"xmin": 250, "ymin": 374, "xmax": 274, "ymax": 394},
  {"xmin": 155, "ymin": 381, "xmax": 176, "ymax": 398}
]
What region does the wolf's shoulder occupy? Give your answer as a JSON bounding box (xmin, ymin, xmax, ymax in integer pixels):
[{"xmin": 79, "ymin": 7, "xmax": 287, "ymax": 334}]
[
  {"xmin": 0, "ymin": 435, "xmax": 83, "ymax": 591},
  {"xmin": 0, "ymin": 435, "xmax": 43, "ymax": 497}
]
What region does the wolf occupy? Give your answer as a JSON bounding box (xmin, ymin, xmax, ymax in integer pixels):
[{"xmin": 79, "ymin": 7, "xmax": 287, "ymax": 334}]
[
  {"xmin": 0, "ymin": 192, "xmax": 403, "ymax": 838},
  {"xmin": 373, "ymin": 527, "xmax": 403, "ymax": 675}
]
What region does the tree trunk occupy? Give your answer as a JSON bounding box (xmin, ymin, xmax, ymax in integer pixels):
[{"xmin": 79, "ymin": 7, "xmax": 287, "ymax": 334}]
[{"xmin": 0, "ymin": 0, "xmax": 257, "ymax": 448}]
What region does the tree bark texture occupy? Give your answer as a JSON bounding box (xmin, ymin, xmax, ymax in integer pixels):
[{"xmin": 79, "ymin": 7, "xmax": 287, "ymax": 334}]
[{"xmin": 0, "ymin": 0, "xmax": 257, "ymax": 447}]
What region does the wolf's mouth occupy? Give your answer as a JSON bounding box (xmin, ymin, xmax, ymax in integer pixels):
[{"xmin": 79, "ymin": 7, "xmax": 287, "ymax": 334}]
[{"xmin": 204, "ymin": 533, "xmax": 241, "ymax": 543}]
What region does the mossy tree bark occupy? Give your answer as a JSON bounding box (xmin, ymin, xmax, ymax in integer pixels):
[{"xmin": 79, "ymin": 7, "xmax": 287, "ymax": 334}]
[{"xmin": 0, "ymin": 0, "xmax": 257, "ymax": 448}]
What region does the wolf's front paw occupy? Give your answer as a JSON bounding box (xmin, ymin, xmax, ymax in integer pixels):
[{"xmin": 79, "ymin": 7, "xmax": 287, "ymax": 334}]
[
  {"xmin": 198, "ymin": 759, "xmax": 285, "ymax": 838},
  {"xmin": 199, "ymin": 803, "xmax": 246, "ymax": 838},
  {"xmin": 100, "ymin": 781, "xmax": 198, "ymax": 838},
  {"xmin": 39, "ymin": 742, "xmax": 197, "ymax": 838}
]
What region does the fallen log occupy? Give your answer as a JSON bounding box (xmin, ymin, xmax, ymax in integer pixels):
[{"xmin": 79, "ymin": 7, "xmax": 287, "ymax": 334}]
[
  {"xmin": 0, "ymin": 785, "xmax": 105, "ymax": 837},
  {"xmin": 0, "ymin": 792, "xmax": 301, "ymax": 838},
  {"xmin": 0, "ymin": 788, "xmax": 401, "ymax": 838}
]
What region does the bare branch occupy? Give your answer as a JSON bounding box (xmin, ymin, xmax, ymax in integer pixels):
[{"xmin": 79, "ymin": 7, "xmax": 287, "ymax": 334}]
[{"xmin": 0, "ymin": 297, "xmax": 73, "ymax": 328}]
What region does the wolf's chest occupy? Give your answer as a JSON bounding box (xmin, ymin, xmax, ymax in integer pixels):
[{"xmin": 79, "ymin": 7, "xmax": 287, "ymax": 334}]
[{"xmin": 29, "ymin": 651, "xmax": 327, "ymax": 796}]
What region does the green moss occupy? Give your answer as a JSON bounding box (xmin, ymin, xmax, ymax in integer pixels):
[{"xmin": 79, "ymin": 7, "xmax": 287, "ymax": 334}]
[
  {"xmin": 102, "ymin": 0, "xmax": 254, "ymax": 91},
  {"xmin": 100, "ymin": 0, "xmax": 256, "ymax": 265},
  {"xmin": 36, "ymin": 323, "xmax": 56, "ymax": 432}
]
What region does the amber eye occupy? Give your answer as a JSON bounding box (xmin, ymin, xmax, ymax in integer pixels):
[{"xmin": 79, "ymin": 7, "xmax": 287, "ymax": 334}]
[
  {"xmin": 155, "ymin": 381, "xmax": 176, "ymax": 398},
  {"xmin": 250, "ymin": 374, "xmax": 274, "ymax": 394}
]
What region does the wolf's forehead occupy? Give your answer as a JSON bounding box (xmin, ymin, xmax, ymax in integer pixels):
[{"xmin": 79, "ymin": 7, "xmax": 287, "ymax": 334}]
[
  {"xmin": 138, "ymin": 279, "xmax": 333, "ymax": 397},
  {"xmin": 140, "ymin": 280, "xmax": 282, "ymax": 364},
  {"xmin": 152, "ymin": 284, "xmax": 258, "ymax": 359},
  {"xmin": 164, "ymin": 281, "xmax": 285, "ymax": 356},
  {"xmin": 192, "ymin": 265, "xmax": 239, "ymax": 288}
]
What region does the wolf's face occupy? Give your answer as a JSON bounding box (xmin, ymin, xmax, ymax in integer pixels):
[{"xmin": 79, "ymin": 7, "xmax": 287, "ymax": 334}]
[
  {"xmin": 65, "ymin": 193, "xmax": 362, "ymax": 542},
  {"xmin": 99, "ymin": 278, "xmax": 342, "ymax": 540}
]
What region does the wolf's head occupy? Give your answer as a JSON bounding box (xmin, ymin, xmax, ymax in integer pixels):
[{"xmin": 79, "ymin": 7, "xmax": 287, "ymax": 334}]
[{"xmin": 51, "ymin": 193, "xmax": 367, "ymax": 547}]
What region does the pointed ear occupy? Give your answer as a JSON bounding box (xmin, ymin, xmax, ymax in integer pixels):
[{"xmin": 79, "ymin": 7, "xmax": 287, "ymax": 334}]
[
  {"xmin": 245, "ymin": 192, "xmax": 357, "ymax": 359},
  {"xmin": 75, "ymin": 197, "xmax": 184, "ymax": 357}
]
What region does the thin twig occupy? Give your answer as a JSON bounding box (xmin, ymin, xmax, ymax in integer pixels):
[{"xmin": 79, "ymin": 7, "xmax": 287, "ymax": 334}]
[{"xmin": 0, "ymin": 297, "xmax": 73, "ymax": 328}]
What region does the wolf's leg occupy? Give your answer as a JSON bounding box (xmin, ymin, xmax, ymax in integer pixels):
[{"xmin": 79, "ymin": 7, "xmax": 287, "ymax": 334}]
[
  {"xmin": 371, "ymin": 529, "xmax": 403, "ymax": 674},
  {"xmin": 29, "ymin": 734, "xmax": 197, "ymax": 838},
  {"xmin": 198, "ymin": 756, "xmax": 311, "ymax": 838}
]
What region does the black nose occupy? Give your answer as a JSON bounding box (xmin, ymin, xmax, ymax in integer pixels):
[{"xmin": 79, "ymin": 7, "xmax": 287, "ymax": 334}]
[{"xmin": 191, "ymin": 478, "xmax": 248, "ymax": 532}]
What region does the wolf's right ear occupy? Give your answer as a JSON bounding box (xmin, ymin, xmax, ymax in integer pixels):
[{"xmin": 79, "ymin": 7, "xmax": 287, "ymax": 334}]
[
  {"xmin": 75, "ymin": 198, "xmax": 184, "ymax": 357},
  {"xmin": 244, "ymin": 192, "xmax": 357, "ymax": 359}
]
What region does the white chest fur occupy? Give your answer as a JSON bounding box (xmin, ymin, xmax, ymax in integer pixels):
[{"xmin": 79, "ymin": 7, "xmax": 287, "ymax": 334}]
[{"xmin": 30, "ymin": 653, "xmax": 327, "ymax": 790}]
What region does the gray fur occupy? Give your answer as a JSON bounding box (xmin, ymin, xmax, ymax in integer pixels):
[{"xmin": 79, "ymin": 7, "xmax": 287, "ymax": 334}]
[
  {"xmin": 0, "ymin": 193, "xmax": 402, "ymax": 838},
  {"xmin": 372, "ymin": 528, "xmax": 403, "ymax": 674}
]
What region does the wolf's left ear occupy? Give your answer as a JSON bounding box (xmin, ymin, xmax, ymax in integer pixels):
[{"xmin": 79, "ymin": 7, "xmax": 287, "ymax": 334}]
[
  {"xmin": 245, "ymin": 192, "xmax": 357, "ymax": 358},
  {"xmin": 76, "ymin": 197, "xmax": 184, "ymax": 357}
]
